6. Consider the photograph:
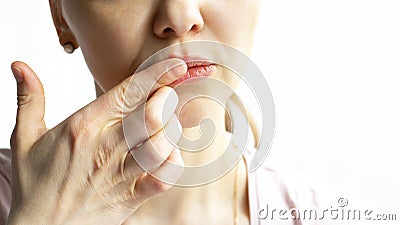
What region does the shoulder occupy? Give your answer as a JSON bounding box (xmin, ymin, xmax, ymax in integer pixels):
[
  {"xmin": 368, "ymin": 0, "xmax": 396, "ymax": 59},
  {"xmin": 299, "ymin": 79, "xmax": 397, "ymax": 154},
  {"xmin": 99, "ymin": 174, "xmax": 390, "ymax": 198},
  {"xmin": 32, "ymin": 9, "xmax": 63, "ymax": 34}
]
[
  {"xmin": 0, "ymin": 148, "xmax": 11, "ymax": 189},
  {"xmin": 0, "ymin": 149, "xmax": 11, "ymax": 181},
  {"xmin": 245, "ymin": 148, "xmax": 341, "ymax": 225},
  {"xmin": 245, "ymin": 146, "xmax": 337, "ymax": 207},
  {"xmin": 0, "ymin": 149, "xmax": 11, "ymax": 225},
  {"xmin": 252, "ymin": 161, "xmax": 337, "ymax": 208}
]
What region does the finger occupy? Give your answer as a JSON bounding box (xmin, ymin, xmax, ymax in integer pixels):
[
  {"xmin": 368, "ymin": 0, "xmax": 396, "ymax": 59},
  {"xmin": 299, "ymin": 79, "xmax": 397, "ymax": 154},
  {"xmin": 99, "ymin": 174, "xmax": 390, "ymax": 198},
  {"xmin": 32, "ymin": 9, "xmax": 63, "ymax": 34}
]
[
  {"xmin": 121, "ymin": 114, "xmax": 181, "ymax": 178},
  {"xmin": 91, "ymin": 58, "xmax": 187, "ymax": 126},
  {"xmin": 88, "ymin": 89, "xmax": 181, "ymax": 187},
  {"xmin": 10, "ymin": 61, "xmax": 47, "ymax": 151},
  {"xmin": 133, "ymin": 148, "xmax": 184, "ymax": 202},
  {"xmin": 108, "ymin": 147, "xmax": 183, "ymax": 208},
  {"xmin": 128, "ymin": 127, "xmax": 176, "ymax": 175},
  {"xmin": 147, "ymin": 148, "xmax": 184, "ymax": 185},
  {"xmin": 120, "ymin": 86, "xmax": 178, "ymax": 150}
]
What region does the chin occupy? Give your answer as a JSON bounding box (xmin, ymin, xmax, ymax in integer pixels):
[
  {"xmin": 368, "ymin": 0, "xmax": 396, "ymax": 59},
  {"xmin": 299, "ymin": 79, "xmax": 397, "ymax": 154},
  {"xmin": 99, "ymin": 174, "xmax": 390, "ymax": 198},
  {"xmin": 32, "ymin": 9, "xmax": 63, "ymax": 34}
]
[{"xmin": 176, "ymin": 98, "xmax": 223, "ymax": 129}]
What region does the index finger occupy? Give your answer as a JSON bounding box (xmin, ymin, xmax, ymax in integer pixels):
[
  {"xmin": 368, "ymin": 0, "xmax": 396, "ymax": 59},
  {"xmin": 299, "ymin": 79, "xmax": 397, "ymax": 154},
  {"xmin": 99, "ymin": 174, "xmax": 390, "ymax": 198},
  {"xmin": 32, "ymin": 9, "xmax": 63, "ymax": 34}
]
[{"xmin": 90, "ymin": 58, "xmax": 187, "ymax": 124}]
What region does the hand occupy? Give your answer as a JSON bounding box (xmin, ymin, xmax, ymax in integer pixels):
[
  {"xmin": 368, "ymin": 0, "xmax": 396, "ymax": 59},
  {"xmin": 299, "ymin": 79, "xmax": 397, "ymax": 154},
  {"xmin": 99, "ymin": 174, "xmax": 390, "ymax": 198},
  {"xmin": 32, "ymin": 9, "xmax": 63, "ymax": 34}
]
[{"xmin": 6, "ymin": 59, "xmax": 187, "ymax": 225}]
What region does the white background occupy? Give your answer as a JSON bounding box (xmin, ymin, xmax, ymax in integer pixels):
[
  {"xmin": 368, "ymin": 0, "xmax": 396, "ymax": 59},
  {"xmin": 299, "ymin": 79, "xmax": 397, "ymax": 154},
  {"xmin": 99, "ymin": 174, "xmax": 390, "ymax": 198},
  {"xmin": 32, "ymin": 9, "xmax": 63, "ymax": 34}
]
[{"xmin": 1, "ymin": 0, "xmax": 399, "ymax": 213}]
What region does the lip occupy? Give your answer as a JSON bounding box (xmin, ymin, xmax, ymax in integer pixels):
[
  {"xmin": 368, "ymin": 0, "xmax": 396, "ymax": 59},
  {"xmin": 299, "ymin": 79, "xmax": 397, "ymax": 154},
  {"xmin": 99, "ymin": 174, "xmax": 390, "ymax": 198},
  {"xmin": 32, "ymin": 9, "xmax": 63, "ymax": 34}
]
[{"xmin": 169, "ymin": 56, "xmax": 216, "ymax": 87}]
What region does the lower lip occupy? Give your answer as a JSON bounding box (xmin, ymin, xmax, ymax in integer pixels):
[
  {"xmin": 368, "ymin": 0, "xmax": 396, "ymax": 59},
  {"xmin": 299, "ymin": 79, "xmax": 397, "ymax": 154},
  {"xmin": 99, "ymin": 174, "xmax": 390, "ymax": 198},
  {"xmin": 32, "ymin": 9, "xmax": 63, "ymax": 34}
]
[{"xmin": 169, "ymin": 64, "xmax": 216, "ymax": 87}]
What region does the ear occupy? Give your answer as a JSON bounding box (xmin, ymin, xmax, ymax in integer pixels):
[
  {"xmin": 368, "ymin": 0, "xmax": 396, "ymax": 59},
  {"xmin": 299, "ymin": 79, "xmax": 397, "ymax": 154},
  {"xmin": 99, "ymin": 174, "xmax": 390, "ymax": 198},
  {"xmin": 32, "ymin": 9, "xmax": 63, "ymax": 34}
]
[{"xmin": 49, "ymin": 0, "xmax": 79, "ymax": 49}]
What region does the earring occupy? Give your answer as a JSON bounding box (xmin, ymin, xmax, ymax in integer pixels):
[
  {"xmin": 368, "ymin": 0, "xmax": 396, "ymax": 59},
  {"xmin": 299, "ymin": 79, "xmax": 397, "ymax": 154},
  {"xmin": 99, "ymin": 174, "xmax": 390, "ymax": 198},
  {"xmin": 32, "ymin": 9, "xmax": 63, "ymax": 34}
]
[{"xmin": 63, "ymin": 42, "xmax": 75, "ymax": 54}]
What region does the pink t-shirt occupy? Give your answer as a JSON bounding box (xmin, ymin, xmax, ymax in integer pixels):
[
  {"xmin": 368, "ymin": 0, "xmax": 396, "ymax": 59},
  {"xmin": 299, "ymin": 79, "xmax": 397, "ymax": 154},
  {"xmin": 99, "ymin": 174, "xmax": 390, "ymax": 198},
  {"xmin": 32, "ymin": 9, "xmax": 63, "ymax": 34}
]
[
  {"xmin": 0, "ymin": 148, "xmax": 338, "ymax": 225},
  {"xmin": 243, "ymin": 147, "xmax": 340, "ymax": 225},
  {"xmin": 0, "ymin": 149, "xmax": 11, "ymax": 225}
]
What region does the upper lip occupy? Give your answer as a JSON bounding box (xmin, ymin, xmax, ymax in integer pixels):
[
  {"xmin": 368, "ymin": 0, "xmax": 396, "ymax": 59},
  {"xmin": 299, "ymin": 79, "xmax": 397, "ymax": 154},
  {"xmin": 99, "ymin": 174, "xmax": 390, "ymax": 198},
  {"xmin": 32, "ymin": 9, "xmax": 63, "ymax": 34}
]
[{"xmin": 169, "ymin": 55, "xmax": 214, "ymax": 68}]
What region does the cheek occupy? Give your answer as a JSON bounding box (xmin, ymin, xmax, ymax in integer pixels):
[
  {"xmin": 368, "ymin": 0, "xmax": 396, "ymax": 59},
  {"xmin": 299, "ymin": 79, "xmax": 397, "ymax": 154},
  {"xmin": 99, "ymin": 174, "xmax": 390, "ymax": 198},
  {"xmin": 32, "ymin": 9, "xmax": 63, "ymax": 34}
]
[
  {"xmin": 63, "ymin": 1, "xmax": 156, "ymax": 91},
  {"xmin": 204, "ymin": 0, "xmax": 261, "ymax": 54},
  {"xmin": 62, "ymin": 0, "xmax": 260, "ymax": 91}
]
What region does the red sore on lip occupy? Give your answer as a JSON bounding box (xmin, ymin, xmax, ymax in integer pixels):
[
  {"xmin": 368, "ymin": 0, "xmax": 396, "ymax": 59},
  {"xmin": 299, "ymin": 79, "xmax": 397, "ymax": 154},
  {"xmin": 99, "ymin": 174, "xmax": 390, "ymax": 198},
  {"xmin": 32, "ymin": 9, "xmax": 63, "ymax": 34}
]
[{"xmin": 169, "ymin": 63, "xmax": 216, "ymax": 87}]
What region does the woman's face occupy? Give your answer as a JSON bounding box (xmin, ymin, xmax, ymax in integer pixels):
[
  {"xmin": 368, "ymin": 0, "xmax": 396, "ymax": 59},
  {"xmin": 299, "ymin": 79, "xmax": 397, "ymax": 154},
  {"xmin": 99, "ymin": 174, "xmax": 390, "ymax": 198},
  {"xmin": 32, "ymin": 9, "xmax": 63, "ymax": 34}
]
[{"xmin": 56, "ymin": 0, "xmax": 261, "ymax": 91}]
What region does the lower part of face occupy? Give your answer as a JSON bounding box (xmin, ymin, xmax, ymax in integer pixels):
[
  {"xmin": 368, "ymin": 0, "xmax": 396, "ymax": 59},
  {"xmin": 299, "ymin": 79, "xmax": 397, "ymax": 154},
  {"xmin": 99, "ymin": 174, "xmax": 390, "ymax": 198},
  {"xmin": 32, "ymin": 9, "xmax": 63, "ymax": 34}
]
[{"xmin": 62, "ymin": 0, "xmax": 261, "ymax": 127}]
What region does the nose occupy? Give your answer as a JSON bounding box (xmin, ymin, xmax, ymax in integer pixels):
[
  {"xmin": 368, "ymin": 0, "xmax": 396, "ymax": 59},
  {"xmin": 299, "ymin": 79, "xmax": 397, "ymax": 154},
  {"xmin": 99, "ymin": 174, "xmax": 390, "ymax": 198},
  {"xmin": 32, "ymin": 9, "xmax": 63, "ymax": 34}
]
[{"xmin": 153, "ymin": 0, "xmax": 204, "ymax": 38}]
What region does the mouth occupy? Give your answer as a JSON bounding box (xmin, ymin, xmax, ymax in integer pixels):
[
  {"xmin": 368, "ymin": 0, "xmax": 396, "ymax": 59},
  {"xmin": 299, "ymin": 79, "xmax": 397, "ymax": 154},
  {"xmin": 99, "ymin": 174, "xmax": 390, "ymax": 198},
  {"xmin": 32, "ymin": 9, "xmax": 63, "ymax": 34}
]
[{"xmin": 169, "ymin": 56, "xmax": 216, "ymax": 87}]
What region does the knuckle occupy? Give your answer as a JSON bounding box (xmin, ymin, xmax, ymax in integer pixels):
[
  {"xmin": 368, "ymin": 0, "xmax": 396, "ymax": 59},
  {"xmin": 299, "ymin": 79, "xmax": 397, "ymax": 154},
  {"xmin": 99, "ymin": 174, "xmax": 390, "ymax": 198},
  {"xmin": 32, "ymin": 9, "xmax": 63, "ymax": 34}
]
[
  {"xmin": 124, "ymin": 80, "xmax": 148, "ymax": 109},
  {"xmin": 16, "ymin": 94, "xmax": 45, "ymax": 106},
  {"xmin": 67, "ymin": 117, "xmax": 90, "ymax": 141},
  {"xmin": 127, "ymin": 184, "xmax": 140, "ymax": 202},
  {"xmin": 94, "ymin": 141, "xmax": 114, "ymax": 170},
  {"xmin": 128, "ymin": 176, "xmax": 171, "ymax": 203},
  {"xmin": 64, "ymin": 116, "xmax": 92, "ymax": 155},
  {"xmin": 151, "ymin": 180, "xmax": 170, "ymax": 193},
  {"xmin": 121, "ymin": 155, "xmax": 136, "ymax": 180},
  {"xmin": 16, "ymin": 95, "xmax": 31, "ymax": 106},
  {"xmin": 67, "ymin": 107, "xmax": 100, "ymax": 140},
  {"xmin": 112, "ymin": 83, "xmax": 128, "ymax": 112},
  {"xmin": 66, "ymin": 115, "xmax": 116, "ymax": 170},
  {"xmin": 155, "ymin": 76, "xmax": 165, "ymax": 87},
  {"xmin": 93, "ymin": 131, "xmax": 119, "ymax": 170}
]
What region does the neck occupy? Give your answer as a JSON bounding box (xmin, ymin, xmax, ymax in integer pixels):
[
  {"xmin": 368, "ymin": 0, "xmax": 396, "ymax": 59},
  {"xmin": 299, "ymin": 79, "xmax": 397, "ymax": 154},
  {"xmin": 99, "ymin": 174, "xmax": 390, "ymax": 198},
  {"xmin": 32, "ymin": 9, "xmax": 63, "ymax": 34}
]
[
  {"xmin": 179, "ymin": 103, "xmax": 228, "ymax": 167},
  {"xmin": 96, "ymin": 84, "xmax": 250, "ymax": 224},
  {"xmin": 128, "ymin": 158, "xmax": 249, "ymax": 225},
  {"xmin": 127, "ymin": 109, "xmax": 250, "ymax": 224}
]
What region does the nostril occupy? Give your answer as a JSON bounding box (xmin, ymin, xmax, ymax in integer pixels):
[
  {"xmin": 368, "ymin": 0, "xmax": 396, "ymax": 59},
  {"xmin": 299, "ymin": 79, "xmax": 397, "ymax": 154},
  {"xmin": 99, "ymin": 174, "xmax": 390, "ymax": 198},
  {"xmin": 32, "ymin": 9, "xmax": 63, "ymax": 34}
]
[
  {"xmin": 164, "ymin": 27, "xmax": 173, "ymax": 33},
  {"xmin": 190, "ymin": 23, "xmax": 203, "ymax": 34},
  {"xmin": 158, "ymin": 23, "xmax": 203, "ymax": 38}
]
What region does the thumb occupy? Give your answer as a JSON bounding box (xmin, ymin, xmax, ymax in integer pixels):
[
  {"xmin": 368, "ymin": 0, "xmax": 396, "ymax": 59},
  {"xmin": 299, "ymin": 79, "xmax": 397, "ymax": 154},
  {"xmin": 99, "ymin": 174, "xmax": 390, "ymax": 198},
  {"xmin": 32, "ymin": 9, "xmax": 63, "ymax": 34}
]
[{"xmin": 10, "ymin": 61, "xmax": 47, "ymax": 151}]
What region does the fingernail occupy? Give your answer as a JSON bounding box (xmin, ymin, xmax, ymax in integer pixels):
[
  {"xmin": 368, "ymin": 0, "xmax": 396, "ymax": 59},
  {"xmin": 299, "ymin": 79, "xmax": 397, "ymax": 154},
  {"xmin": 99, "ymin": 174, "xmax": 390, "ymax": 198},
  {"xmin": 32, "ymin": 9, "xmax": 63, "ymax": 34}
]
[
  {"xmin": 11, "ymin": 67, "xmax": 23, "ymax": 83},
  {"xmin": 169, "ymin": 62, "xmax": 187, "ymax": 77}
]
